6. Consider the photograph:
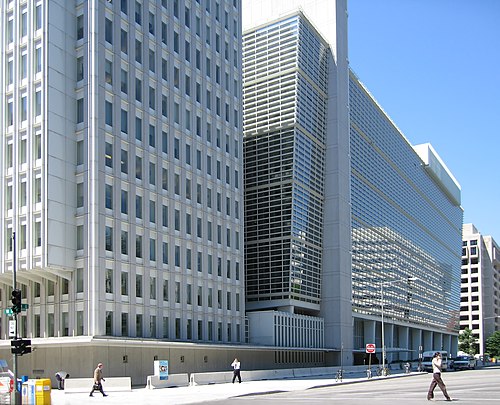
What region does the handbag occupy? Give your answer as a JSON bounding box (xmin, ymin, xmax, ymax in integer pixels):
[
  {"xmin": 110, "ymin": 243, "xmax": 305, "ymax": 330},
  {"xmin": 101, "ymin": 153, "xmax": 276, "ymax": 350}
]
[{"xmin": 93, "ymin": 382, "xmax": 101, "ymax": 390}]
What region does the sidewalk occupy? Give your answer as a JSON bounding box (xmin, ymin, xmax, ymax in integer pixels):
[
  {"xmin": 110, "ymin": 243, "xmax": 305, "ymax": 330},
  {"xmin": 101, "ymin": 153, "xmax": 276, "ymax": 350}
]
[{"xmin": 49, "ymin": 369, "xmax": 416, "ymax": 405}]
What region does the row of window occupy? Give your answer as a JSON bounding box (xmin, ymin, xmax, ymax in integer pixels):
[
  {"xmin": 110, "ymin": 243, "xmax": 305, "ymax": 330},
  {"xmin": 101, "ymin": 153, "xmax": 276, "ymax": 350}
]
[
  {"xmin": 99, "ymin": 185, "xmax": 239, "ymax": 222},
  {"xmin": 5, "ymin": 89, "xmax": 42, "ymax": 126},
  {"xmin": 7, "ymin": 312, "xmax": 242, "ymax": 343},
  {"xmin": 97, "ymin": 224, "xmax": 240, "ymax": 258}
]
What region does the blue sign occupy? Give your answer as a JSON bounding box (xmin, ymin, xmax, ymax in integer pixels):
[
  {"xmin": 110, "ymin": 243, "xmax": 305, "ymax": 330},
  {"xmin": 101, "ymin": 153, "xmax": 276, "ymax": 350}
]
[{"xmin": 155, "ymin": 360, "xmax": 169, "ymax": 381}]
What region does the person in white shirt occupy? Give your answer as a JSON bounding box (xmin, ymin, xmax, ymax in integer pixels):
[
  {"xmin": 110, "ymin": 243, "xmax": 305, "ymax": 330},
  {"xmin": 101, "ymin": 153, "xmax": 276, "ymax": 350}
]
[
  {"xmin": 231, "ymin": 358, "xmax": 241, "ymax": 383},
  {"xmin": 427, "ymin": 352, "xmax": 451, "ymax": 401}
]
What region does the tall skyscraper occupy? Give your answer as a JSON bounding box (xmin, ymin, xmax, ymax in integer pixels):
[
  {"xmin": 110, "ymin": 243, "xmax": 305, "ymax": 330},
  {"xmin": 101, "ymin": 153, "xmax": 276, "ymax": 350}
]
[
  {"xmin": 461, "ymin": 224, "xmax": 500, "ymax": 355},
  {"xmin": 243, "ymin": 0, "xmax": 352, "ymax": 362},
  {"xmin": 1, "ymin": 0, "xmax": 245, "ymax": 382},
  {"xmin": 243, "ymin": 0, "xmax": 462, "ymax": 366}
]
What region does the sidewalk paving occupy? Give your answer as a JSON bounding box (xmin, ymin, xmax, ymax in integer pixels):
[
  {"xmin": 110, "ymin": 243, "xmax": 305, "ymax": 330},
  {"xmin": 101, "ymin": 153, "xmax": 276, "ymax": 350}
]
[{"xmin": 49, "ymin": 370, "xmax": 417, "ymax": 405}]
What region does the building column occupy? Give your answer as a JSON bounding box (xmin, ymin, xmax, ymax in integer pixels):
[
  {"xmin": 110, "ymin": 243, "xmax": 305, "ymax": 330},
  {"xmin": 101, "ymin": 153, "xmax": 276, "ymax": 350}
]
[
  {"xmin": 398, "ymin": 326, "xmax": 410, "ymax": 360},
  {"xmin": 363, "ymin": 319, "xmax": 376, "ymax": 346},
  {"xmin": 384, "ymin": 323, "xmax": 395, "ymax": 364},
  {"xmin": 434, "ymin": 332, "xmax": 444, "ymax": 351},
  {"xmin": 423, "ymin": 330, "xmax": 433, "ymax": 351},
  {"xmin": 411, "ymin": 328, "xmax": 423, "ymax": 360}
]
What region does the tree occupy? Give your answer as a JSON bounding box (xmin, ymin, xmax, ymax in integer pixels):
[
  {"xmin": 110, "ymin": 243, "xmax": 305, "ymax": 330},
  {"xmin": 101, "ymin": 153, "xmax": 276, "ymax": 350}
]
[
  {"xmin": 458, "ymin": 327, "xmax": 478, "ymax": 355},
  {"xmin": 486, "ymin": 331, "xmax": 500, "ymax": 358}
]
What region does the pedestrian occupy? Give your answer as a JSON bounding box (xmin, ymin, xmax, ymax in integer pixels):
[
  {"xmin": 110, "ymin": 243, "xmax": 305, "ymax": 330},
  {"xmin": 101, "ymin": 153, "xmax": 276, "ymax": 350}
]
[
  {"xmin": 427, "ymin": 352, "xmax": 451, "ymax": 401},
  {"xmin": 231, "ymin": 358, "xmax": 242, "ymax": 383},
  {"xmin": 54, "ymin": 371, "xmax": 69, "ymax": 390},
  {"xmin": 89, "ymin": 362, "xmax": 108, "ymax": 397}
]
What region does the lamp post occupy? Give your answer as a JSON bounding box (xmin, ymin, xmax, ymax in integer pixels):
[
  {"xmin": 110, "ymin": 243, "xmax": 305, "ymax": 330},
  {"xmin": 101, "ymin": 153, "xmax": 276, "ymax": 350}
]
[{"xmin": 380, "ymin": 276, "xmax": 417, "ymax": 376}]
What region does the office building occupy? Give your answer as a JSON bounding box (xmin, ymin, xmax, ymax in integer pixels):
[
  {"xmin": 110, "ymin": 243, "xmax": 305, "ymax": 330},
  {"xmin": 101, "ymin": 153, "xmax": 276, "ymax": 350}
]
[
  {"xmin": 242, "ymin": 0, "xmax": 352, "ymax": 363},
  {"xmin": 0, "ymin": 0, "xmax": 246, "ymax": 382},
  {"xmin": 243, "ymin": 0, "xmax": 463, "ymax": 365},
  {"xmin": 350, "ymin": 73, "xmax": 463, "ymax": 363},
  {"xmin": 461, "ymin": 224, "xmax": 500, "ymax": 355}
]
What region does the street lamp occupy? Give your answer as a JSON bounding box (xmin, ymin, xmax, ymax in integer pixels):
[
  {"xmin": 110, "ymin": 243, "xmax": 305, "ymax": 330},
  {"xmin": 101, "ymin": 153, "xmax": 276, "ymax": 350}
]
[{"xmin": 380, "ymin": 276, "xmax": 417, "ymax": 376}]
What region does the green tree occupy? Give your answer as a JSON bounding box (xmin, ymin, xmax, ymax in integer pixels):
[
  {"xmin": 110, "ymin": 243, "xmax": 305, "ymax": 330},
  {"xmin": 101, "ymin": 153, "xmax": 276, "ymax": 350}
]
[
  {"xmin": 458, "ymin": 327, "xmax": 478, "ymax": 355},
  {"xmin": 486, "ymin": 331, "xmax": 500, "ymax": 358}
]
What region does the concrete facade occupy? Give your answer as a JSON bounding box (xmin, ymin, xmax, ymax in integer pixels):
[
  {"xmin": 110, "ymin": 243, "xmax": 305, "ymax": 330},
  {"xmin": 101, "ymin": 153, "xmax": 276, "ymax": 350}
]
[{"xmin": 461, "ymin": 223, "xmax": 500, "ymax": 355}]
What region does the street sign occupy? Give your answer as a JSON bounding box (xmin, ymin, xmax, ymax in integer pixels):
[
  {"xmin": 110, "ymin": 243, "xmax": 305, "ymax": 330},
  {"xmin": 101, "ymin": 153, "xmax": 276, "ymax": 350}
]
[
  {"xmin": 21, "ymin": 304, "xmax": 29, "ymax": 311},
  {"xmin": 8, "ymin": 320, "xmax": 16, "ymax": 337},
  {"xmin": 366, "ymin": 343, "xmax": 376, "ymax": 354},
  {"xmin": 4, "ymin": 308, "xmax": 13, "ymax": 316}
]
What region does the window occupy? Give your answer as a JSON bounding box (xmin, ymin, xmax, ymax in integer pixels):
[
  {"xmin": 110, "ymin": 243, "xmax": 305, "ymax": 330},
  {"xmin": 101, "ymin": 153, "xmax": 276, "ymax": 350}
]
[
  {"xmin": 76, "ymin": 225, "xmax": 83, "ymax": 250},
  {"xmin": 135, "ymin": 195, "xmax": 143, "ymax": 219},
  {"xmin": 150, "ymin": 238, "xmax": 156, "ymax": 261},
  {"xmin": 106, "ymin": 269, "xmax": 113, "ymax": 293},
  {"xmin": 135, "ymin": 1, "xmax": 142, "ymax": 25},
  {"xmin": 149, "ymin": 87, "xmax": 155, "ymax": 110},
  {"xmin": 105, "ymin": 142, "xmax": 113, "ymax": 168},
  {"xmin": 149, "ymin": 49, "xmax": 155, "ymax": 72},
  {"xmin": 135, "ymin": 116, "xmax": 142, "ymax": 141},
  {"xmin": 162, "ymin": 242, "xmax": 169, "ymax": 264},
  {"xmin": 121, "ymin": 109, "xmax": 128, "ymax": 134},
  {"xmin": 105, "ymin": 184, "xmax": 113, "ymax": 209},
  {"xmin": 135, "ymin": 39, "xmax": 142, "ymax": 63},
  {"xmin": 105, "ymin": 226, "xmax": 113, "ymax": 251},
  {"xmin": 121, "ymin": 29, "xmax": 128, "ymax": 54},
  {"xmin": 136, "ymin": 156, "xmax": 142, "ymax": 179},
  {"xmin": 76, "ymin": 98, "xmax": 84, "ymax": 123},
  {"xmin": 105, "ymin": 18, "xmax": 113, "ymax": 44},
  {"xmin": 149, "ymin": 12, "xmax": 155, "ymax": 35},
  {"xmin": 121, "ymin": 272, "xmax": 129, "ymax": 295},
  {"xmin": 149, "ymin": 162, "xmax": 156, "ymax": 185},
  {"xmin": 162, "ymin": 131, "xmax": 168, "ymax": 154},
  {"xmin": 136, "ymin": 235, "xmax": 143, "ymax": 258},
  {"xmin": 135, "ymin": 78, "xmax": 142, "ymax": 102},
  {"xmin": 76, "ymin": 15, "xmax": 84, "ymax": 40},
  {"xmin": 121, "ymin": 190, "xmax": 128, "ymax": 214},
  {"xmin": 149, "ymin": 200, "xmax": 156, "ymax": 223},
  {"xmin": 105, "ymin": 101, "xmax": 113, "ymax": 126},
  {"xmin": 76, "ymin": 183, "xmax": 84, "ymax": 208},
  {"xmin": 77, "ymin": 56, "xmax": 84, "ymax": 81},
  {"xmin": 121, "ymin": 69, "xmax": 128, "ymax": 93},
  {"xmin": 104, "ymin": 59, "xmax": 113, "ymax": 84},
  {"xmin": 121, "ymin": 230, "xmax": 128, "ymax": 255}
]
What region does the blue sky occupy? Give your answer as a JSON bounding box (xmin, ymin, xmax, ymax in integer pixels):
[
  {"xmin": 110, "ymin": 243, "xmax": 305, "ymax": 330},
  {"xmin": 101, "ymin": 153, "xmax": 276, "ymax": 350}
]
[{"xmin": 348, "ymin": 0, "xmax": 500, "ymax": 239}]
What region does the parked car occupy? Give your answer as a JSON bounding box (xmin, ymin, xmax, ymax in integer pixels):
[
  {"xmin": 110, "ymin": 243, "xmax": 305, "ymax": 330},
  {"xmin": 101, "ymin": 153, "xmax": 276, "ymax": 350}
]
[{"xmin": 452, "ymin": 355, "xmax": 477, "ymax": 370}]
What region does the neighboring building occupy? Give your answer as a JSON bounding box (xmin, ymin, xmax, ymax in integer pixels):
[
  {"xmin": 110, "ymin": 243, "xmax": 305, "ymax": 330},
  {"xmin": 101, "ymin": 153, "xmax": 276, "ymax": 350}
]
[
  {"xmin": 0, "ymin": 0, "xmax": 247, "ymax": 383},
  {"xmin": 242, "ymin": 0, "xmax": 352, "ymax": 365},
  {"xmin": 461, "ymin": 224, "xmax": 500, "ymax": 355},
  {"xmin": 243, "ymin": 0, "xmax": 462, "ymax": 366},
  {"xmin": 350, "ymin": 73, "xmax": 463, "ymax": 363}
]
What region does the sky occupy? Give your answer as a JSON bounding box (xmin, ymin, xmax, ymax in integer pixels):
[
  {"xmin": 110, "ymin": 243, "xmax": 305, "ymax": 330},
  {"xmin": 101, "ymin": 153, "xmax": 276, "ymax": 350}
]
[{"xmin": 348, "ymin": 0, "xmax": 500, "ymax": 239}]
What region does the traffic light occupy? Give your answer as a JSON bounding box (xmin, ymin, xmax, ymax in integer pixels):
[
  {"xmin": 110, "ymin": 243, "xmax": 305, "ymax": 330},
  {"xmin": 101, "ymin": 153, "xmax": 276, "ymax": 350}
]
[
  {"xmin": 11, "ymin": 289, "xmax": 22, "ymax": 314},
  {"xmin": 11, "ymin": 339, "xmax": 31, "ymax": 356}
]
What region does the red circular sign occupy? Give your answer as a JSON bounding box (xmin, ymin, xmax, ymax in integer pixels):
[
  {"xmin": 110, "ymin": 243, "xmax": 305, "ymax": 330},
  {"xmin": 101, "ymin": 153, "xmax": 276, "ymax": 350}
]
[{"xmin": 366, "ymin": 343, "xmax": 376, "ymax": 353}]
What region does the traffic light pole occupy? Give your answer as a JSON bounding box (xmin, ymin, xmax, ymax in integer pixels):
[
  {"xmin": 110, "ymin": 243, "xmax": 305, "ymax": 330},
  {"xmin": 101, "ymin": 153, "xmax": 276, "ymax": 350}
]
[{"xmin": 12, "ymin": 232, "xmax": 20, "ymax": 405}]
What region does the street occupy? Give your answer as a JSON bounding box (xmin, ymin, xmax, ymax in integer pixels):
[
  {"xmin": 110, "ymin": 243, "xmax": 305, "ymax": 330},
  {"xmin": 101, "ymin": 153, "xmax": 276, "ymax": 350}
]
[{"xmin": 197, "ymin": 367, "xmax": 500, "ymax": 405}]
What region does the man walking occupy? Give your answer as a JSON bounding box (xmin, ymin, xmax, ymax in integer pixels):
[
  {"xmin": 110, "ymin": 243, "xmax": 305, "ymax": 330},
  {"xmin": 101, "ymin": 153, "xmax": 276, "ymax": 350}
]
[
  {"xmin": 427, "ymin": 352, "xmax": 451, "ymax": 401},
  {"xmin": 89, "ymin": 363, "xmax": 108, "ymax": 397},
  {"xmin": 231, "ymin": 358, "xmax": 242, "ymax": 383}
]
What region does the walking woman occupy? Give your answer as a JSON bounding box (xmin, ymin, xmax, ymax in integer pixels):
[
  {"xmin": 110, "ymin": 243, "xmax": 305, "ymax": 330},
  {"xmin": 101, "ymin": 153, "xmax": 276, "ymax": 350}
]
[{"xmin": 427, "ymin": 352, "xmax": 452, "ymax": 401}]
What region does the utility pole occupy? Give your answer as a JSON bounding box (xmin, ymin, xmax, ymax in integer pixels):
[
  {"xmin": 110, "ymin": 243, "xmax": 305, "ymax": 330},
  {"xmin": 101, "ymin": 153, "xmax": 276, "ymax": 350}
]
[{"xmin": 12, "ymin": 232, "xmax": 20, "ymax": 405}]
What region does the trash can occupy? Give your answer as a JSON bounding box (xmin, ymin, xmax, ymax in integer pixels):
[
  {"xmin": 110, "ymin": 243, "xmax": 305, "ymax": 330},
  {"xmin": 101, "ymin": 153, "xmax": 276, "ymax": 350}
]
[{"xmin": 35, "ymin": 378, "xmax": 51, "ymax": 405}]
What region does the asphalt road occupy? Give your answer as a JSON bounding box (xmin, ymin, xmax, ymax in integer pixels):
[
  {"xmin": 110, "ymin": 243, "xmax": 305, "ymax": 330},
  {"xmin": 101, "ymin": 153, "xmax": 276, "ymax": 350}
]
[{"xmin": 201, "ymin": 367, "xmax": 500, "ymax": 405}]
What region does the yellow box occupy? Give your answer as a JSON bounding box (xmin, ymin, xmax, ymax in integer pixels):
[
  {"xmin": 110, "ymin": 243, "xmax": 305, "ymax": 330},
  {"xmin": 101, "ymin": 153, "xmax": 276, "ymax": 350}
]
[{"xmin": 34, "ymin": 378, "xmax": 51, "ymax": 405}]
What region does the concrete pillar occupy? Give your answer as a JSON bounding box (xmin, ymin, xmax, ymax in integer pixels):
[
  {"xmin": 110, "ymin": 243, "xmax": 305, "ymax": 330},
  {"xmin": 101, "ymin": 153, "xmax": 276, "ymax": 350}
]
[
  {"xmin": 423, "ymin": 330, "xmax": 433, "ymax": 351},
  {"xmin": 363, "ymin": 320, "xmax": 376, "ymax": 346},
  {"xmin": 384, "ymin": 323, "xmax": 395, "ymax": 364},
  {"xmin": 398, "ymin": 326, "xmax": 410, "ymax": 360},
  {"xmin": 411, "ymin": 328, "xmax": 423, "ymax": 360}
]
